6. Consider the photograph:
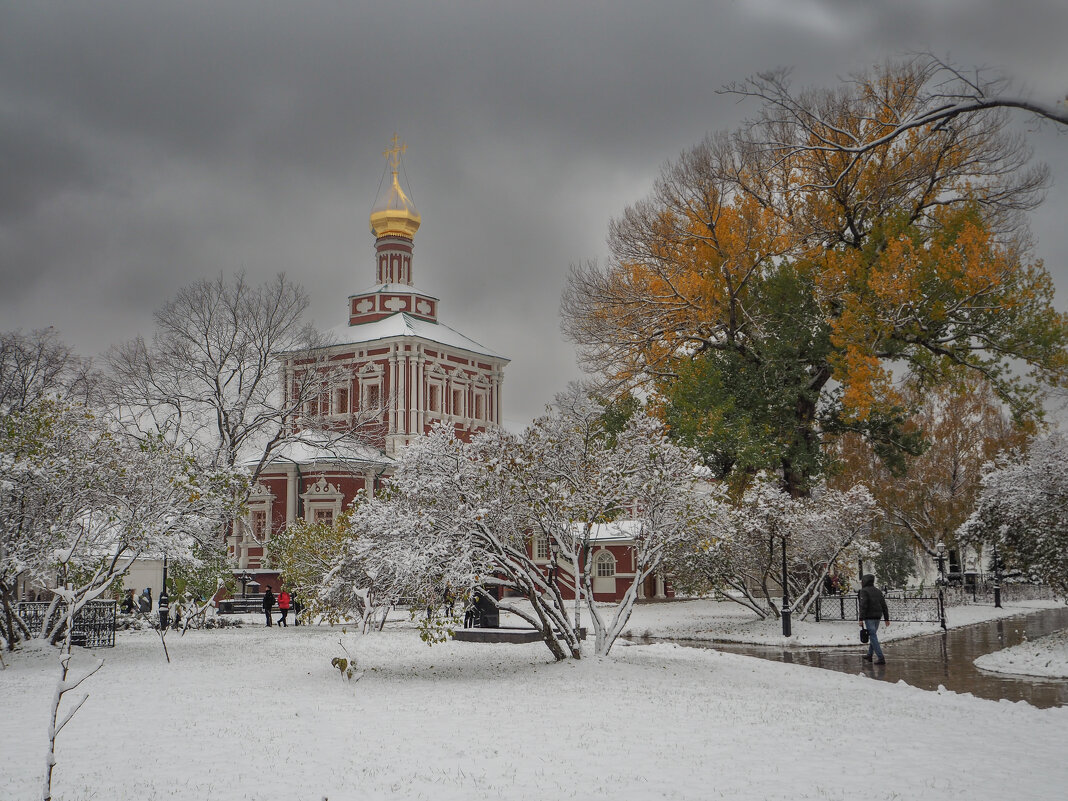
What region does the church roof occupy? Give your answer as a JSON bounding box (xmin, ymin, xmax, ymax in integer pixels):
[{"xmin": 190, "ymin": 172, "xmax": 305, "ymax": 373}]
[
  {"xmin": 325, "ymin": 312, "xmax": 509, "ymax": 362},
  {"xmin": 249, "ymin": 431, "xmax": 394, "ymax": 469},
  {"xmin": 347, "ymin": 283, "xmax": 439, "ymax": 302}
]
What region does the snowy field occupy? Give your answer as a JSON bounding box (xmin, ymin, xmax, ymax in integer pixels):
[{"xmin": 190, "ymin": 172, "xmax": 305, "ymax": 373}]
[{"xmin": 3, "ymin": 600, "xmax": 1067, "ymax": 801}]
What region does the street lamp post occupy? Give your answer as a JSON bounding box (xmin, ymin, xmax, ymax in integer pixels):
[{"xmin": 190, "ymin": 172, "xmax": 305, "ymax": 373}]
[
  {"xmin": 158, "ymin": 554, "xmax": 170, "ymax": 631},
  {"xmin": 781, "ymin": 533, "xmax": 791, "ymax": 637},
  {"xmin": 992, "ymin": 540, "xmax": 1002, "ymax": 609},
  {"xmin": 935, "ymin": 542, "xmax": 947, "ymax": 630}
]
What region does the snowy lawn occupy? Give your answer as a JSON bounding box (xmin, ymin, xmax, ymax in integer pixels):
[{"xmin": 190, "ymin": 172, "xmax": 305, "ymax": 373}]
[
  {"xmin": 975, "ymin": 627, "xmax": 1068, "ymax": 679},
  {"xmin": 621, "ymin": 596, "xmax": 1066, "ymax": 648},
  {"xmin": 3, "ymin": 608, "xmax": 1067, "ymax": 801}
]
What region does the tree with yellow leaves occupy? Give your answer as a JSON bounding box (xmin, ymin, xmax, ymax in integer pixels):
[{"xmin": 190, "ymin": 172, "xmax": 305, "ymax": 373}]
[
  {"xmin": 563, "ymin": 60, "xmax": 1068, "ymax": 496},
  {"xmin": 831, "ymin": 370, "xmax": 1030, "ymax": 583}
]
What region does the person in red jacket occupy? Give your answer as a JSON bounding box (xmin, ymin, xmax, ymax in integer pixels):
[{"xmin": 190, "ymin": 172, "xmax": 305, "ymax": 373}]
[{"xmin": 277, "ymin": 587, "xmax": 291, "ymax": 627}]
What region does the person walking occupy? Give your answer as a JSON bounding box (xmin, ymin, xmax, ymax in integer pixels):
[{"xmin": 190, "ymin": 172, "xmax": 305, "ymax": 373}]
[
  {"xmin": 262, "ymin": 586, "xmax": 275, "ymax": 627},
  {"xmin": 858, "ymin": 574, "xmax": 890, "ymax": 664},
  {"xmin": 277, "ymin": 588, "xmax": 291, "ymax": 627},
  {"xmin": 292, "ymin": 594, "xmax": 303, "ymax": 626}
]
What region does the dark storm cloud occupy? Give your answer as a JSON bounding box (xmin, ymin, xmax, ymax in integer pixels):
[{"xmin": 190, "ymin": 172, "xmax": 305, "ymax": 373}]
[{"xmin": 2, "ymin": 0, "xmax": 1066, "ymax": 425}]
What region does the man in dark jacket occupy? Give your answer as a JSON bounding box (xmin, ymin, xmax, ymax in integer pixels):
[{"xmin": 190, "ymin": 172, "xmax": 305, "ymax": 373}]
[
  {"xmin": 262, "ymin": 586, "xmax": 275, "ymax": 627},
  {"xmin": 858, "ymin": 574, "xmax": 890, "ymax": 664}
]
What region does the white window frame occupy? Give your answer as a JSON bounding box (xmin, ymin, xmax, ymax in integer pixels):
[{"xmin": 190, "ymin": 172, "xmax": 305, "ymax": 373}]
[
  {"xmin": 245, "ymin": 481, "xmax": 275, "ymax": 543},
  {"xmin": 595, "ymin": 551, "xmax": 616, "ymax": 577},
  {"xmin": 332, "ymin": 382, "xmax": 351, "ymax": 417},
  {"xmin": 426, "ymin": 363, "xmax": 447, "ymax": 417},
  {"xmin": 450, "ymin": 384, "xmax": 466, "ymax": 419},
  {"xmin": 473, "ymin": 375, "xmax": 491, "ymax": 422},
  {"xmin": 358, "ymin": 363, "xmax": 385, "ymax": 417},
  {"xmin": 301, "ymin": 477, "xmax": 344, "ymax": 524}
]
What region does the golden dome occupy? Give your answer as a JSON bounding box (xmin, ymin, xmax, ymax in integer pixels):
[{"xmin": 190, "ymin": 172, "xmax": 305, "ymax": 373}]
[{"xmin": 369, "ymin": 135, "xmax": 421, "ymax": 240}]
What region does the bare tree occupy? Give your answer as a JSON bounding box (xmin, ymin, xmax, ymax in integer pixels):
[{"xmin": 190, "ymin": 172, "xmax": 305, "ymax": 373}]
[
  {"xmin": 719, "ymin": 54, "xmax": 1063, "ymax": 225},
  {"xmin": 0, "ymin": 328, "xmax": 95, "ymax": 414},
  {"xmin": 105, "ymin": 272, "xmax": 370, "ymax": 483}
]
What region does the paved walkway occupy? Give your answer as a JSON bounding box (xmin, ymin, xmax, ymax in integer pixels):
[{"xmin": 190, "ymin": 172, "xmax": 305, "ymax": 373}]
[{"xmin": 667, "ymin": 607, "xmax": 1068, "ymax": 708}]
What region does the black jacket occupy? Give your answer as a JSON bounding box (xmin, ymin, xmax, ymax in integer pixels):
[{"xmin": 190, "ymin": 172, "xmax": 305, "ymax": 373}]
[
  {"xmin": 262, "ymin": 590, "xmax": 275, "ymax": 611},
  {"xmin": 857, "ymin": 574, "xmax": 889, "ymax": 622}
]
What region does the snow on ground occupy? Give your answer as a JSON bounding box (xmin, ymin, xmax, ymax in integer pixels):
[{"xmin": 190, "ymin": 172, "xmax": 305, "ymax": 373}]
[
  {"xmin": 975, "ymin": 627, "xmax": 1068, "ymax": 679},
  {"xmin": 2, "ymin": 600, "xmax": 1067, "ymax": 801},
  {"xmin": 620, "ymin": 596, "xmax": 1066, "ymax": 647}
]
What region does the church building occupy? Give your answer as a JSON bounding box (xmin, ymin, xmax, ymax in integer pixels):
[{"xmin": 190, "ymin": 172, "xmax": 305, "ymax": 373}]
[{"xmin": 228, "ymin": 138, "xmax": 509, "ymax": 582}]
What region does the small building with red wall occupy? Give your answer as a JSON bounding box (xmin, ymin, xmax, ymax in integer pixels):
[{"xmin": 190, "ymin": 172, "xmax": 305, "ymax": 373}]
[{"xmin": 527, "ymin": 522, "xmax": 674, "ymax": 603}]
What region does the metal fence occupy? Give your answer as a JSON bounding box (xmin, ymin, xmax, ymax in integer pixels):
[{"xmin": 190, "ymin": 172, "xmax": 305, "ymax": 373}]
[
  {"xmin": 940, "ymin": 582, "xmax": 1058, "ymax": 607},
  {"xmin": 17, "ymin": 601, "xmax": 118, "ymax": 648},
  {"xmin": 814, "ymin": 593, "xmax": 943, "ymax": 625}
]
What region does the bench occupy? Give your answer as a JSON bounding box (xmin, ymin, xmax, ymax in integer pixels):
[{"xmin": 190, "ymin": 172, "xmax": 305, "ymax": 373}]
[
  {"xmin": 217, "ymin": 597, "xmax": 266, "ymax": 615},
  {"xmin": 452, "ymin": 626, "xmax": 587, "ymax": 644}
]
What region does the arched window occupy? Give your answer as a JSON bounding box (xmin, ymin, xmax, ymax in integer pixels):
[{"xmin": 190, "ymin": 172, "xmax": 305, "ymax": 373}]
[{"xmin": 595, "ymin": 551, "xmax": 616, "ymax": 577}]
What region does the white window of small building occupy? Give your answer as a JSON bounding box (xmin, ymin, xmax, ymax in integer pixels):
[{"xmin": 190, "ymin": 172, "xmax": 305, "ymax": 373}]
[
  {"xmin": 534, "ymin": 535, "xmax": 550, "ymax": 561},
  {"xmin": 313, "ymin": 508, "xmax": 334, "ymax": 526},
  {"xmin": 451, "ymin": 387, "xmax": 464, "ymax": 417},
  {"xmin": 595, "ymin": 551, "xmax": 616, "ymax": 577}
]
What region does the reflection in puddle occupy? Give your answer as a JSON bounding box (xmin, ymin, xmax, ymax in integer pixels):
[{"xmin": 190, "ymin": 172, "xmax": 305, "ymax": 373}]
[{"xmin": 644, "ymin": 607, "xmax": 1068, "ymax": 709}]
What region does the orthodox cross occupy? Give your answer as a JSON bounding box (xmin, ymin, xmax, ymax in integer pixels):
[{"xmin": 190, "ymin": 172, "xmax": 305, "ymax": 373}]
[{"xmin": 383, "ymin": 134, "xmax": 407, "ymax": 175}]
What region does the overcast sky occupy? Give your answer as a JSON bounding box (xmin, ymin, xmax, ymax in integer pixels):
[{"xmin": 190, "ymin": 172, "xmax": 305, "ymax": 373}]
[{"xmin": 2, "ymin": 0, "xmax": 1067, "ymax": 429}]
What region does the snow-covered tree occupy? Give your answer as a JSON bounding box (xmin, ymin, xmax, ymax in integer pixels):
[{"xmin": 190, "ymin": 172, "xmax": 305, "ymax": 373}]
[
  {"xmin": 324, "ymin": 391, "xmax": 717, "ymax": 659},
  {"xmin": 507, "ymin": 389, "xmax": 718, "ymax": 656},
  {"xmin": 267, "ymin": 512, "xmax": 367, "ymax": 627},
  {"xmin": 0, "ymin": 400, "xmax": 245, "ymax": 648},
  {"xmin": 674, "ymin": 475, "xmax": 878, "ymax": 619},
  {"xmin": 960, "ymin": 435, "xmax": 1068, "ymax": 597}
]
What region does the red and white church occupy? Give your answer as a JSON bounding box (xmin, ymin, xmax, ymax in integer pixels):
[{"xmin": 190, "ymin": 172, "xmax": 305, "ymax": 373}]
[{"xmin": 226, "ymin": 139, "xmax": 670, "ymax": 604}]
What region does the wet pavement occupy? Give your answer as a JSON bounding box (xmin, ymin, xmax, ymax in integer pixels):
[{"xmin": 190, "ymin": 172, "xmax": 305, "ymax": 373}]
[{"xmin": 646, "ymin": 607, "xmax": 1068, "ymax": 709}]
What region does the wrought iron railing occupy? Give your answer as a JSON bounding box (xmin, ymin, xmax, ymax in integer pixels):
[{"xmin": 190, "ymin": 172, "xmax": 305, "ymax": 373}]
[
  {"xmin": 814, "ymin": 593, "xmax": 943, "ymax": 625},
  {"xmin": 17, "ymin": 601, "xmax": 118, "ymax": 648}
]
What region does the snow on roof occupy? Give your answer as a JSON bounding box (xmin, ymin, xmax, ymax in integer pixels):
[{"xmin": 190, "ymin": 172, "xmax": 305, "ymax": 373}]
[
  {"xmin": 248, "ymin": 432, "xmax": 394, "ymax": 469},
  {"xmin": 325, "ymin": 312, "xmax": 509, "ymax": 362},
  {"xmin": 575, "ymin": 520, "xmax": 645, "ymax": 542},
  {"xmin": 347, "ymin": 283, "xmax": 440, "ymax": 301}
]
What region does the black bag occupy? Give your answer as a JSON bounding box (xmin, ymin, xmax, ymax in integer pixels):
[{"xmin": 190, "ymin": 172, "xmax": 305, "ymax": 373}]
[{"xmin": 860, "ymin": 626, "xmax": 869, "ymax": 644}]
